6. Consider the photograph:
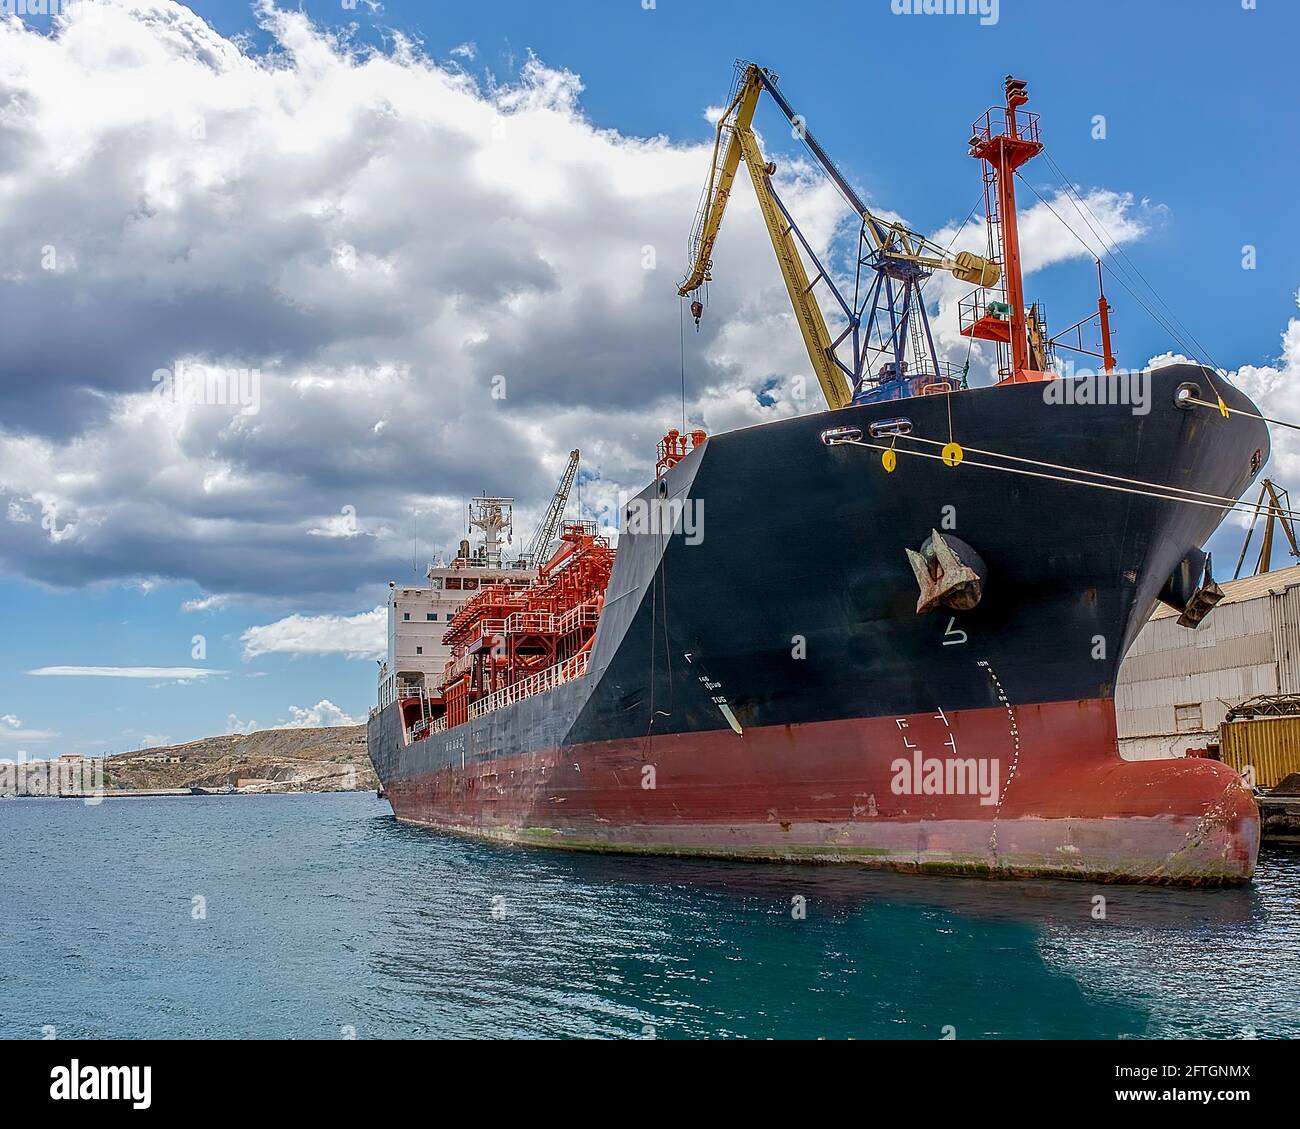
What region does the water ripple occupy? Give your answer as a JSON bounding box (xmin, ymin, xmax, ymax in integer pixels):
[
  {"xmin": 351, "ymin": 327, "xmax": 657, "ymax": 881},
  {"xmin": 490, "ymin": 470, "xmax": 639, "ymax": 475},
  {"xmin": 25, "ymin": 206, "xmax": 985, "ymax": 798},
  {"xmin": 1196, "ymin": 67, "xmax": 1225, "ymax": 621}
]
[{"xmin": 2, "ymin": 793, "xmax": 1296, "ymax": 1039}]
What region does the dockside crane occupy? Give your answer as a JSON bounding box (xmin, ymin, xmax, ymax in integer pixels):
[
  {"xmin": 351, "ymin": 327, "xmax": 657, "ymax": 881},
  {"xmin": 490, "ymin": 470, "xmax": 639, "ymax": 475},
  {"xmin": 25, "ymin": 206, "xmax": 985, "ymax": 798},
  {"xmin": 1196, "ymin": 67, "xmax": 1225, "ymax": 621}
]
[
  {"xmin": 522, "ymin": 449, "xmax": 580, "ymax": 568},
  {"xmin": 680, "ymin": 62, "xmax": 1000, "ymax": 409},
  {"xmin": 1233, "ymin": 479, "xmax": 1300, "ymax": 579}
]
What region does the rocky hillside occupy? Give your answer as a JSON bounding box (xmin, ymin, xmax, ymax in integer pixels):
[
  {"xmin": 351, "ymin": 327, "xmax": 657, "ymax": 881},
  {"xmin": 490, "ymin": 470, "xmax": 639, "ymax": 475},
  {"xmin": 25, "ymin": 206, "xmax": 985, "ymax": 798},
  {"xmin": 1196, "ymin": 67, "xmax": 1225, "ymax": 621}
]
[{"xmin": 105, "ymin": 725, "xmax": 375, "ymax": 793}]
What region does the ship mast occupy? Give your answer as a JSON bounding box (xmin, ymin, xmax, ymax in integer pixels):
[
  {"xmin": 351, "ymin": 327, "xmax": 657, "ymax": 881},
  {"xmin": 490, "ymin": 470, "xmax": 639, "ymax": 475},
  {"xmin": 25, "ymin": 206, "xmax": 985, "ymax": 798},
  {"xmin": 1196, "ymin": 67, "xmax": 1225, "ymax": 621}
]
[
  {"xmin": 960, "ymin": 76, "xmax": 1047, "ymax": 384},
  {"xmin": 1097, "ymin": 259, "xmax": 1117, "ymax": 373},
  {"xmin": 467, "ymin": 496, "xmax": 513, "ymax": 569}
]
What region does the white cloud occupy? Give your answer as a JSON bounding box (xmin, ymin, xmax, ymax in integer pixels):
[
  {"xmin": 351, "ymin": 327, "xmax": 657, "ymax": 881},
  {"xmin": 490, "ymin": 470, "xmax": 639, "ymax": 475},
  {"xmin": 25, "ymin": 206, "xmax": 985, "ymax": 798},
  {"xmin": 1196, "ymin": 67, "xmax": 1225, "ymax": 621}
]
[
  {"xmin": 926, "ymin": 187, "xmax": 1154, "ymax": 382},
  {"xmin": 1143, "ymin": 301, "xmax": 1300, "ymax": 549},
  {"xmin": 306, "ymin": 511, "xmax": 365, "ymax": 539},
  {"xmin": 226, "ymin": 713, "xmax": 258, "ymax": 735},
  {"xmin": 0, "ymin": 0, "xmax": 1214, "ymax": 621},
  {"xmin": 1018, "ymin": 188, "xmax": 1152, "ymax": 274},
  {"xmin": 27, "ymin": 666, "xmax": 225, "ymax": 681},
  {"xmin": 0, "ymin": 1, "xmax": 852, "ymax": 607},
  {"xmin": 181, "ymin": 593, "xmax": 230, "ymax": 612},
  {"xmin": 1218, "ymin": 295, "xmax": 1300, "ymax": 489},
  {"xmin": 0, "ymin": 715, "xmax": 54, "ymax": 742},
  {"xmin": 0, "ymin": 715, "xmax": 61, "ymax": 743},
  {"xmin": 240, "ymin": 606, "xmax": 386, "ymax": 660},
  {"xmin": 282, "ymin": 699, "xmax": 362, "ymax": 728}
]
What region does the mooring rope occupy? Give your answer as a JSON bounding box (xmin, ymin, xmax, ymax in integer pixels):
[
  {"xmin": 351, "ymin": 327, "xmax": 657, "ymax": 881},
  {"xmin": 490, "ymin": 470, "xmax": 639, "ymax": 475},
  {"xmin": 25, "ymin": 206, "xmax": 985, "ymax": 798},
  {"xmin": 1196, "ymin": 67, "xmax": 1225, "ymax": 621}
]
[
  {"xmin": 843, "ymin": 437, "xmax": 1300, "ymax": 522},
  {"xmin": 896, "ymin": 433, "xmax": 1288, "ymax": 514},
  {"xmin": 1182, "ymin": 395, "xmax": 1300, "ymax": 434}
]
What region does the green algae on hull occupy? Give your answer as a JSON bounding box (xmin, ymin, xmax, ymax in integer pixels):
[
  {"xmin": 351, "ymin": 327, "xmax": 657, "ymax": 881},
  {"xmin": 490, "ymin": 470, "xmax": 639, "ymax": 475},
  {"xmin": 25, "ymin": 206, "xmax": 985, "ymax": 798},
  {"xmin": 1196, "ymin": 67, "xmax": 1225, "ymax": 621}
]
[{"xmin": 391, "ymin": 817, "xmax": 1251, "ymax": 886}]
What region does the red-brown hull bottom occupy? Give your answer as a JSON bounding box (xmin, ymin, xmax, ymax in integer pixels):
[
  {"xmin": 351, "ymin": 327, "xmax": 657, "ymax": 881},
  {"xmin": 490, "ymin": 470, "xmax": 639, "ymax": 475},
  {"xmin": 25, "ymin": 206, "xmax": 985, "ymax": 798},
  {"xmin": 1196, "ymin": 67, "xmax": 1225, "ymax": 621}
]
[{"xmin": 382, "ymin": 698, "xmax": 1259, "ymax": 885}]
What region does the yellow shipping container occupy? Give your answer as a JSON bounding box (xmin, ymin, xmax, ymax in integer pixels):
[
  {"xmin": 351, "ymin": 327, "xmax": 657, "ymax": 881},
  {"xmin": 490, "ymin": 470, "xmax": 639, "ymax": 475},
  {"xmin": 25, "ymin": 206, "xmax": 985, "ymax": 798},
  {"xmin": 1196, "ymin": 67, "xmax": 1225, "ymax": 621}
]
[{"xmin": 1219, "ymin": 716, "xmax": 1300, "ymax": 789}]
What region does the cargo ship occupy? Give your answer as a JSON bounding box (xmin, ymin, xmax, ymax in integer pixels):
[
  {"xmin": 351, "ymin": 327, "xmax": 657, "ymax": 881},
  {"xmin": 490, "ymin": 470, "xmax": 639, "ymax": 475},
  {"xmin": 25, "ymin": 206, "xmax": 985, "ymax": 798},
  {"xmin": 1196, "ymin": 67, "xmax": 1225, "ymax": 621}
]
[{"xmin": 367, "ymin": 69, "xmax": 1269, "ymax": 883}]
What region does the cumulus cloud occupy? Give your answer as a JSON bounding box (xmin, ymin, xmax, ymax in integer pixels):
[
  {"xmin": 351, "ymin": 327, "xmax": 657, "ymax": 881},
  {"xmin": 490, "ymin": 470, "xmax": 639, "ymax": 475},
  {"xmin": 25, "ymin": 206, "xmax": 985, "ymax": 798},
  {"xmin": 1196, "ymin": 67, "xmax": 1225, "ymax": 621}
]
[
  {"xmin": 0, "ymin": 1, "xmax": 876, "ymax": 610},
  {"xmin": 306, "ymin": 509, "xmax": 366, "ymax": 539},
  {"xmin": 1218, "ymin": 295, "xmax": 1300, "ymax": 493},
  {"xmin": 282, "ymin": 699, "xmax": 361, "ymax": 728},
  {"xmin": 240, "ymin": 606, "xmax": 386, "ymax": 660},
  {"xmin": 1141, "ymin": 298, "xmax": 1300, "ymax": 552},
  {"xmin": 925, "ymin": 187, "xmax": 1155, "ymax": 382},
  {"xmin": 0, "ymin": 0, "xmax": 1221, "ymax": 622},
  {"xmin": 226, "ymin": 712, "xmax": 257, "ymax": 735}
]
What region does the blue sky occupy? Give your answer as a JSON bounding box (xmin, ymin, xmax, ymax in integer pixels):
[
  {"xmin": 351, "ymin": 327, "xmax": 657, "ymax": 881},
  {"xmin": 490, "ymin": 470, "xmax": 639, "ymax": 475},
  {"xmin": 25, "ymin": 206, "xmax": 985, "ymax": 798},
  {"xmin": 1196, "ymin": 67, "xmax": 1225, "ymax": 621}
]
[
  {"xmin": 185, "ymin": 0, "xmax": 1300, "ymax": 363},
  {"xmin": 191, "ymin": 0, "xmax": 1300, "ymax": 360},
  {"xmin": 1, "ymin": 0, "xmax": 1297, "ymax": 757}
]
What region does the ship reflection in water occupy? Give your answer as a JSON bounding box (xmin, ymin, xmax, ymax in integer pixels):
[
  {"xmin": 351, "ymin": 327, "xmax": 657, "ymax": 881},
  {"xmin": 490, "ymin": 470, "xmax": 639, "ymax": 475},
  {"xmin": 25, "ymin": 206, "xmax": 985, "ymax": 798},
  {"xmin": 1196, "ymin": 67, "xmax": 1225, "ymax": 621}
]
[
  {"xmin": 4, "ymin": 793, "xmax": 1296, "ymax": 1039},
  {"xmin": 366, "ymin": 814, "xmax": 1299, "ymax": 1040}
]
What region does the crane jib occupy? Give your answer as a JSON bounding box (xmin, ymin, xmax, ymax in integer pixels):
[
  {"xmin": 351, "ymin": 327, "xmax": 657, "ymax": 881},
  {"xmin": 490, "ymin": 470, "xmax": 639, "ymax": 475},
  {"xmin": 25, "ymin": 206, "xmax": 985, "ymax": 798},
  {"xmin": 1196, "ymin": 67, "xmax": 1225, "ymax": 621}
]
[
  {"xmin": 750, "ymin": 67, "xmax": 890, "ymax": 249},
  {"xmin": 679, "ymin": 62, "xmax": 1003, "ymax": 411}
]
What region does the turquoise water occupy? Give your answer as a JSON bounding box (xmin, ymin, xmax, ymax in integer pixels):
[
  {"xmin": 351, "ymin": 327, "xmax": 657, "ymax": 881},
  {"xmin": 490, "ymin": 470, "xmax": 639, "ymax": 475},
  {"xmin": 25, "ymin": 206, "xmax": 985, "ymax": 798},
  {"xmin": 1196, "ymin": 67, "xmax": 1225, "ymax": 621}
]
[{"xmin": 1, "ymin": 792, "xmax": 1297, "ymax": 1039}]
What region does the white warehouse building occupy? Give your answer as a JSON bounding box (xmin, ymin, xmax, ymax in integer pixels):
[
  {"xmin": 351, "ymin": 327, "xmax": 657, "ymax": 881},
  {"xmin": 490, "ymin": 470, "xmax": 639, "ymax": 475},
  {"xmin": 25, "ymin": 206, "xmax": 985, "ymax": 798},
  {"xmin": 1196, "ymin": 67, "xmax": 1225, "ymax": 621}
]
[{"xmin": 1116, "ymin": 562, "xmax": 1300, "ymax": 760}]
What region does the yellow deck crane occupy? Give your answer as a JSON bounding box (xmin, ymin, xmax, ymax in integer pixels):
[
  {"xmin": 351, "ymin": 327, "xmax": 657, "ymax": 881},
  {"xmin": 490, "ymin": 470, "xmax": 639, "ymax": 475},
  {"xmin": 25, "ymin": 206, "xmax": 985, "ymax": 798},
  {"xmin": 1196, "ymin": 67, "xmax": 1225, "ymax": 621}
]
[{"xmin": 680, "ymin": 63, "xmax": 999, "ymax": 411}]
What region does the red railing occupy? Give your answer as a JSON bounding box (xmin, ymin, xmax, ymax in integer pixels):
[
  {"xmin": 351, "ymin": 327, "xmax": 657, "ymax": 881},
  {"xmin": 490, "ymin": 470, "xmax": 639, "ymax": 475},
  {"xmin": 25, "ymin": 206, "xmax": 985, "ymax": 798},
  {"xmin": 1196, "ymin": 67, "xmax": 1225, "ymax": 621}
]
[{"xmin": 468, "ymin": 650, "xmax": 591, "ymax": 720}]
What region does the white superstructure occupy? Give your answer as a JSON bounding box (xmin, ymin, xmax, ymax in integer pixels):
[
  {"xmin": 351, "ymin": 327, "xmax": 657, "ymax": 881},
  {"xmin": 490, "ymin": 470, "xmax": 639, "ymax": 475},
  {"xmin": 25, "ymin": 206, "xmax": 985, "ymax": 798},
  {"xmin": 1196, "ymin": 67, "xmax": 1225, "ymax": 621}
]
[{"xmin": 376, "ymin": 514, "xmax": 537, "ymax": 709}]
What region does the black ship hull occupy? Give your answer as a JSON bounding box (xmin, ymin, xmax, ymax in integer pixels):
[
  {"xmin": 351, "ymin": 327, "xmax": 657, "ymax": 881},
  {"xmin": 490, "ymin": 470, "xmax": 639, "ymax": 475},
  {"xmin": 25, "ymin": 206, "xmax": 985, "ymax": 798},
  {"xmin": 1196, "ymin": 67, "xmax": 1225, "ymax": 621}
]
[{"xmin": 369, "ymin": 365, "xmax": 1267, "ymax": 883}]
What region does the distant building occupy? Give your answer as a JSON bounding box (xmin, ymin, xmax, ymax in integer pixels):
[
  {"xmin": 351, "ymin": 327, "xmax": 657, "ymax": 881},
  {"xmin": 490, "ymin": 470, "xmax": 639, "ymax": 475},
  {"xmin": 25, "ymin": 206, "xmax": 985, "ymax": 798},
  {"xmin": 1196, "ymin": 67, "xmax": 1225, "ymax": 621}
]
[
  {"xmin": 236, "ymin": 778, "xmax": 275, "ymax": 790},
  {"xmin": 1116, "ymin": 563, "xmax": 1300, "ymax": 760}
]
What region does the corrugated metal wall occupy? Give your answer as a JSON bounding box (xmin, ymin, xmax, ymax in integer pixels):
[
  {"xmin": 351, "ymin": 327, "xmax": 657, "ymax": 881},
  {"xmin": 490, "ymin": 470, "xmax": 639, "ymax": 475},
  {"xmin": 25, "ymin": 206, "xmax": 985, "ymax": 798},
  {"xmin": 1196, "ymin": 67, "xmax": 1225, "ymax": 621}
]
[
  {"xmin": 1220, "ymin": 716, "xmax": 1300, "ymax": 788},
  {"xmin": 1116, "ymin": 663, "xmax": 1278, "ymax": 742},
  {"xmin": 1272, "ymin": 586, "xmax": 1300, "ymax": 693},
  {"xmin": 1116, "ymin": 599, "xmax": 1277, "ymax": 744},
  {"xmin": 1116, "ymin": 573, "xmax": 1300, "ymax": 761}
]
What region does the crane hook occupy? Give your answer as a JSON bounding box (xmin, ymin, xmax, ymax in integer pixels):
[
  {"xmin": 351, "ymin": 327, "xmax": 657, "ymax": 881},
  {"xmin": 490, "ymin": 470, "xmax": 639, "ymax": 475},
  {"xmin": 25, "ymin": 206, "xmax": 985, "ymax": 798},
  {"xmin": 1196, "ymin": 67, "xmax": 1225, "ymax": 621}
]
[{"xmin": 690, "ymin": 299, "xmax": 704, "ymax": 328}]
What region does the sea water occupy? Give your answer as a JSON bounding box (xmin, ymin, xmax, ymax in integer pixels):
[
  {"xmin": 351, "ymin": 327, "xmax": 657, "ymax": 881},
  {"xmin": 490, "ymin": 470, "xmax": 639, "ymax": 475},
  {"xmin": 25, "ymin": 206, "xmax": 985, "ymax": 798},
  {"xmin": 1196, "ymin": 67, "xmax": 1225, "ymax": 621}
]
[{"xmin": 2, "ymin": 792, "xmax": 1297, "ymax": 1039}]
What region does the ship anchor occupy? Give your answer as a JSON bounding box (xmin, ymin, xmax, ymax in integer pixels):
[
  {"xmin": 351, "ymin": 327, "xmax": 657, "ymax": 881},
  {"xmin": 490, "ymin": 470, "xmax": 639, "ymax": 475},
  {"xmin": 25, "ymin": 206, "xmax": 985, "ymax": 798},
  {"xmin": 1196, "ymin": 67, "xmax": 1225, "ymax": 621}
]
[
  {"xmin": 905, "ymin": 530, "xmax": 988, "ymax": 614},
  {"xmin": 1157, "ymin": 547, "xmax": 1223, "ymax": 629}
]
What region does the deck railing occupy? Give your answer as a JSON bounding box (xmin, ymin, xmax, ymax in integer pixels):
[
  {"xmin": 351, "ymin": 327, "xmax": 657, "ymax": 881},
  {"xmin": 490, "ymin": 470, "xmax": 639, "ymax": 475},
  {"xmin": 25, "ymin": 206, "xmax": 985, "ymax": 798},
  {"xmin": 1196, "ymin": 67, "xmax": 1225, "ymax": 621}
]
[
  {"xmin": 468, "ymin": 650, "xmax": 591, "ymax": 721},
  {"xmin": 447, "ymin": 604, "xmax": 599, "ymax": 673}
]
